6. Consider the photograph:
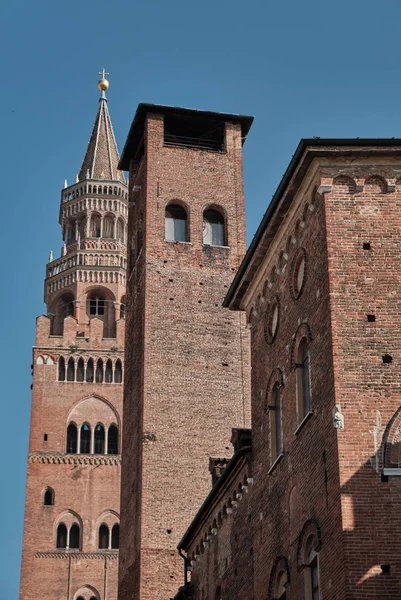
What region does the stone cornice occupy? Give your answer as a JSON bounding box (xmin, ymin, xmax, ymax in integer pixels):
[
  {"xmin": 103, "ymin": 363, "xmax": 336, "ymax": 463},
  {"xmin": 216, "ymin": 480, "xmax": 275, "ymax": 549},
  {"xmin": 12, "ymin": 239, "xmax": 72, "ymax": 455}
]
[
  {"xmin": 29, "ymin": 452, "xmax": 121, "ymax": 466},
  {"xmin": 34, "ymin": 550, "xmax": 119, "ymax": 560}
]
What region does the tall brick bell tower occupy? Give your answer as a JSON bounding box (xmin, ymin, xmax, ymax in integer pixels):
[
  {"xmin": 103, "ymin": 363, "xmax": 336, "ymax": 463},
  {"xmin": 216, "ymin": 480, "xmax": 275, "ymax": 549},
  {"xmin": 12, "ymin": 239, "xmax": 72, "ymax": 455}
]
[
  {"xmin": 20, "ymin": 74, "xmax": 128, "ymax": 600},
  {"xmin": 118, "ymin": 105, "xmax": 253, "ymax": 600}
]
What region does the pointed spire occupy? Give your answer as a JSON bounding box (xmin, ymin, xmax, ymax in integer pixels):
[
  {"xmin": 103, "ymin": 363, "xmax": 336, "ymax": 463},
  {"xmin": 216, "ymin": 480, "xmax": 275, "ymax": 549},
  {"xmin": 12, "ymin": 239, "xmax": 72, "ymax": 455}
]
[
  {"xmin": 78, "ymin": 71, "xmax": 125, "ymax": 183},
  {"xmin": 64, "ymin": 179, "xmax": 68, "ymax": 188}
]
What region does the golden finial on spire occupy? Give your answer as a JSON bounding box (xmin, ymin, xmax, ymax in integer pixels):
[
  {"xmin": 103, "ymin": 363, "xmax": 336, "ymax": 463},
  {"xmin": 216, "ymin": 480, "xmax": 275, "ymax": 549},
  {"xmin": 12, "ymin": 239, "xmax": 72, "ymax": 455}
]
[{"xmin": 98, "ymin": 68, "xmax": 110, "ymax": 92}]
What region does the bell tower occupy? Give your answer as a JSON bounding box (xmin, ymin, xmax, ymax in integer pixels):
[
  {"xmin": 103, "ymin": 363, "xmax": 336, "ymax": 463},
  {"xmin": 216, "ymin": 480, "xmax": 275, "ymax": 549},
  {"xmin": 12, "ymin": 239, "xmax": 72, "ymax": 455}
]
[{"xmin": 20, "ymin": 74, "xmax": 128, "ymax": 600}]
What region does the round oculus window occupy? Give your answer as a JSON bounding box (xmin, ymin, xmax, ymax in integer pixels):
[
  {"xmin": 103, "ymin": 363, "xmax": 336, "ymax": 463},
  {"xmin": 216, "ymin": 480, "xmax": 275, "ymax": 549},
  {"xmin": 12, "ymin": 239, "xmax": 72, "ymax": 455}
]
[
  {"xmin": 290, "ymin": 248, "xmax": 307, "ymax": 299},
  {"xmin": 264, "ymin": 296, "xmax": 280, "ymax": 344}
]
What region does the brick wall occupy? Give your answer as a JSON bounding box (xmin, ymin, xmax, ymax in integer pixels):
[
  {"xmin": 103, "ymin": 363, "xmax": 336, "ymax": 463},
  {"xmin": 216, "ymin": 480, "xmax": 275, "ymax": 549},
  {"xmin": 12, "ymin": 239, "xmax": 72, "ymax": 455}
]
[{"xmin": 119, "ymin": 110, "xmax": 251, "ymax": 600}]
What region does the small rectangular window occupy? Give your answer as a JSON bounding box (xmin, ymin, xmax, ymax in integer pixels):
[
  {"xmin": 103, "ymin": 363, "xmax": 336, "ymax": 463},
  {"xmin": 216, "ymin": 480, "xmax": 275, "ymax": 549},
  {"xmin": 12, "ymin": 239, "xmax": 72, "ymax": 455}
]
[{"xmin": 44, "ymin": 433, "xmax": 48, "ymax": 441}]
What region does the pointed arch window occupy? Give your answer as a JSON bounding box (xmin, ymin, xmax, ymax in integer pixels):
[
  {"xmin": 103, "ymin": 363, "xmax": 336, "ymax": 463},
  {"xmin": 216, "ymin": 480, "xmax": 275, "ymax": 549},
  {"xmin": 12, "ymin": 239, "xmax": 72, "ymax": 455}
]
[
  {"xmin": 69, "ymin": 523, "xmax": 80, "ymax": 549},
  {"xmin": 86, "ymin": 358, "xmax": 94, "ymax": 383},
  {"xmin": 66, "ymin": 423, "xmax": 78, "ymax": 454},
  {"xmin": 58, "ymin": 357, "xmax": 66, "ymax": 381},
  {"xmin": 95, "ymin": 358, "xmax": 104, "ymax": 383},
  {"xmin": 94, "ymin": 424, "xmax": 105, "ymax": 454},
  {"xmin": 105, "ymin": 359, "xmax": 113, "ymax": 383},
  {"xmin": 80, "ymin": 424, "xmax": 91, "ymax": 454},
  {"xmin": 67, "ymin": 358, "xmax": 75, "ymax": 381},
  {"xmin": 304, "ymin": 535, "xmax": 320, "ymax": 600},
  {"xmin": 269, "ymin": 382, "xmax": 283, "ymax": 464},
  {"xmin": 296, "ymin": 338, "xmax": 311, "ymax": 422},
  {"xmin": 203, "ymin": 209, "xmax": 225, "ymax": 246},
  {"xmin": 114, "ymin": 359, "xmax": 122, "ymax": 383},
  {"xmin": 117, "ymin": 218, "xmax": 125, "ymax": 242},
  {"xmin": 111, "ymin": 524, "xmax": 120, "ymax": 549},
  {"xmin": 108, "ymin": 425, "xmax": 118, "ymax": 455},
  {"xmin": 165, "ymin": 204, "xmax": 188, "ymax": 242},
  {"xmin": 56, "ymin": 523, "xmax": 67, "ymax": 548},
  {"xmin": 43, "ymin": 488, "xmax": 54, "ymax": 506},
  {"xmin": 99, "ymin": 524, "xmax": 109, "ymax": 549},
  {"xmin": 90, "ymin": 214, "xmax": 101, "ymax": 238},
  {"xmin": 103, "ymin": 215, "xmax": 114, "ymax": 239},
  {"xmin": 76, "ymin": 358, "xmax": 84, "ymax": 382}
]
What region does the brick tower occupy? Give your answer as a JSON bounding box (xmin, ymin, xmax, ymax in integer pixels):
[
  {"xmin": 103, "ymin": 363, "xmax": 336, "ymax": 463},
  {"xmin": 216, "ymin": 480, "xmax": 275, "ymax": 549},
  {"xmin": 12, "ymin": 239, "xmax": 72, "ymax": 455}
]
[
  {"xmin": 117, "ymin": 105, "xmax": 253, "ymax": 600},
  {"xmin": 20, "ymin": 74, "xmax": 128, "ymax": 600}
]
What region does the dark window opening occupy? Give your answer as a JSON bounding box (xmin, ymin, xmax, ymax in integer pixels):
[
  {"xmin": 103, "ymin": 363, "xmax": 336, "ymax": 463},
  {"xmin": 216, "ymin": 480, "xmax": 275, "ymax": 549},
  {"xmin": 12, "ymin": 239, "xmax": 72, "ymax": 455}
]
[
  {"xmin": 86, "ymin": 358, "xmax": 94, "ymax": 383},
  {"xmin": 164, "ymin": 114, "xmax": 225, "ymax": 152},
  {"xmin": 56, "ymin": 523, "xmax": 67, "ymax": 548},
  {"xmin": 96, "ymin": 358, "xmax": 104, "ymax": 383},
  {"xmin": 44, "ymin": 433, "xmax": 48, "ymax": 441},
  {"xmin": 203, "ymin": 209, "xmax": 225, "ymax": 246},
  {"xmin": 99, "ymin": 524, "xmax": 109, "ymax": 549},
  {"xmin": 67, "ymin": 358, "xmax": 75, "ymax": 381},
  {"xmin": 76, "ymin": 358, "xmax": 84, "ymax": 382},
  {"xmin": 94, "ymin": 424, "xmax": 105, "ymax": 454},
  {"xmin": 165, "ymin": 204, "xmax": 188, "ymax": 242},
  {"xmin": 297, "ymin": 338, "xmax": 311, "ymax": 420},
  {"xmin": 44, "ymin": 488, "xmax": 54, "ymax": 506},
  {"xmin": 114, "ymin": 359, "xmax": 122, "ymax": 383},
  {"xmin": 58, "ymin": 357, "xmax": 65, "ymax": 381},
  {"xmin": 105, "ymin": 359, "xmax": 113, "ymax": 383},
  {"xmin": 89, "ymin": 297, "xmax": 105, "ymax": 316},
  {"xmin": 69, "ymin": 523, "xmax": 80, "ymax": 549},
  {"xmin": 310, "ymin": 556, "xmax": 319, "ymax": 600},
  {"xmin": 80, "ymin": 424, "xmax": 91, "ymax": 454},
  {"xmin": 66, "ymin": 423, "xmax": 78, "ymax": 454},
  {"xmin": 108, "ymin": 425, "xmax": 118, "ymax": 455},
  {"xmin": 111, "ymin": 523, "xmax": 120, "ymax": 549},
  {"xmin": 270, "ymin": 383, "xmax": 282, "ymax": 463}
]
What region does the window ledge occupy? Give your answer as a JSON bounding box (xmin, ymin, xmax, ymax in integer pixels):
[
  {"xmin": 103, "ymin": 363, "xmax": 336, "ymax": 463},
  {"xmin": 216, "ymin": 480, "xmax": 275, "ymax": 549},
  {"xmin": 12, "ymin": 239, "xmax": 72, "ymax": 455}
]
[
  {"xmin": 383, "ymin": 468, "xmax": 401, "ymax": 476},
  {"xmin": 164, "ymin": 239, "xmax": 193, "ymax": 245},
  {"xmin": 295, "ymin": 411, "xmax": 314, "ymax": 435},
  {"xmin": 268, "ymin": 452, "xmax": 284, "ymax": 474},
  {"xmin": 202, "ymin": 244, "xmax": 230, "ymax": 249}
]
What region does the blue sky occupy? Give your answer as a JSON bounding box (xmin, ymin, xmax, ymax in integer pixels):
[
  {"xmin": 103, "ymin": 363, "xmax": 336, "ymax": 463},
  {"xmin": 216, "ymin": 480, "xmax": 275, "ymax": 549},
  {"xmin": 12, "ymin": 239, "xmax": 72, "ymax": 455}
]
[{"xmin": 1, "ymin": 0, "xmax": 401, "ymax": 595}]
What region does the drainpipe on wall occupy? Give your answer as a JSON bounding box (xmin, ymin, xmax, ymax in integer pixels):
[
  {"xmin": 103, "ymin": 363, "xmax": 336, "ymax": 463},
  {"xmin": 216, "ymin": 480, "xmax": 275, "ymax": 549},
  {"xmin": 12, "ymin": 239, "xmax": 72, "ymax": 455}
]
[{"xmin": 178, "ymin": 548, "xmax": 188, "ymax": 586}]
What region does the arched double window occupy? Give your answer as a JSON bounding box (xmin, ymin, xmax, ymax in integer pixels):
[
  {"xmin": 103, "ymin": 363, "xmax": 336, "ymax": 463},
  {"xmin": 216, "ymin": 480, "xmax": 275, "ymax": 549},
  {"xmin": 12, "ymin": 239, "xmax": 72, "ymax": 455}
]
[
  {"xmin": 165, "ymin": 204, "xmax": 188, "ymax": 242},
  {"xmin": 203, "ymin": 208, "xmax": 225, "ymax": 246},
  {"xmin": 98, "ymin": 523, "xmax": 120, "ymax": 549},
  {"xmin": 57, "ymin": 522, "xmax": 80, "ymax": 550},
  {"xmin": 296, "ymin": 337, "xmax": 311, "ymax": 422}
]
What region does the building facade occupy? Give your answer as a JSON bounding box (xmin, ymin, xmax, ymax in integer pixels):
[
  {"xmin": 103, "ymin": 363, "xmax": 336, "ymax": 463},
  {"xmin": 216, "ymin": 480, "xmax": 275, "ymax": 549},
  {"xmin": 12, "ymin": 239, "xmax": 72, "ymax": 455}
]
[
  {"xmin": 20, "ymin": 78, "xmax": 127, "ymax": 600},
  {"xmin": 178, "ymin": 140, "xmax": 401, "ymax": 600},
  {"xmin": 117, "ymin": 105, "xmax": 252, "ymax": 600}
]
